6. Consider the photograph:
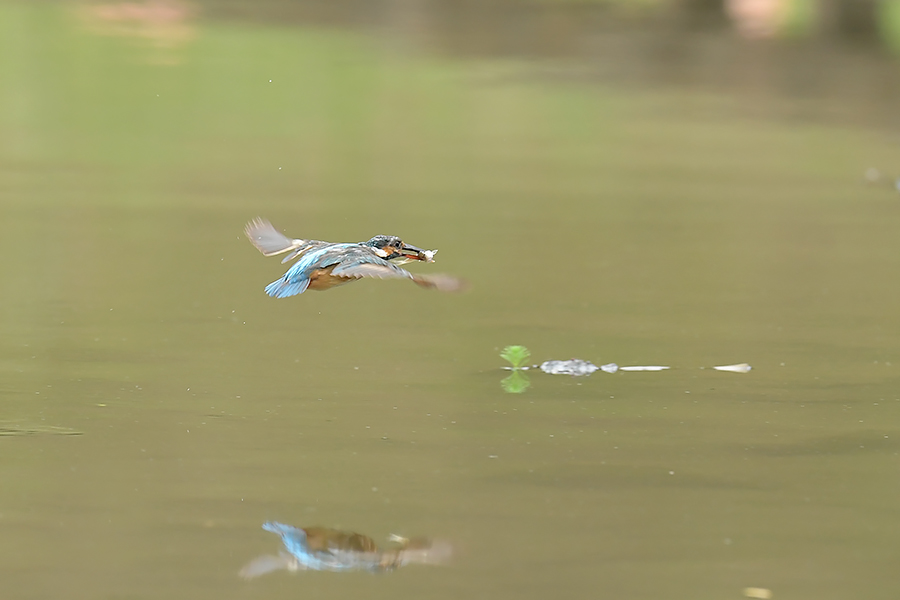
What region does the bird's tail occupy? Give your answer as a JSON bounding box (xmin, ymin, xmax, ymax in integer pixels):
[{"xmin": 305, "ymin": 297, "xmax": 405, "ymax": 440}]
[{"xmin": 265, "ymin": 276, "xmax": 310, "ymax": 298}]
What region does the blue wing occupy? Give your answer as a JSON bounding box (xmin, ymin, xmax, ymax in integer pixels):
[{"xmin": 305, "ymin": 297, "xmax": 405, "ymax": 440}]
[
  {"xmin": 262, "ymin": 522, "xmax": 310, "ymax": 557},
  {"xmin": 263, "ymin": 246, "xmax": 354, "ymax": 298},
  {"xmin": 262, "ymin": 522, "xmax": 363, "ymax": 572}
]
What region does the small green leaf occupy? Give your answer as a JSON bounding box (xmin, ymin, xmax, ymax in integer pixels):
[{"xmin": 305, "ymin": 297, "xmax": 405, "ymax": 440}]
[{"xmin": 500, "ymin": 345, "xmax": 530, "ymax": 369}]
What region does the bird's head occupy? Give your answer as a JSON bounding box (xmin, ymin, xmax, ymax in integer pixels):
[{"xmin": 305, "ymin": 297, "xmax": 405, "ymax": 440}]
[{"xmin": 364, "ymin": 235, "xmax": 434, "ymax": 263}]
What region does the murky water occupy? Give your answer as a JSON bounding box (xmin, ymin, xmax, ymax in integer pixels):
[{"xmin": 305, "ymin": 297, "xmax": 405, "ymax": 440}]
[{"xmin": 3, "ymin": 2, "xmax": 900, "ymax": 599}]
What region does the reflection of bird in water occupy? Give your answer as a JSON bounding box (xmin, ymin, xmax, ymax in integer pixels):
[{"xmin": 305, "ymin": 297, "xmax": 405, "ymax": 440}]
[
  {"xmin": 244, "ymin": 218, "xmax": 466, "ymax": 297},
  {"xmin": 239, "ymin": 522, "xmax": 452, "ymax": 578}
]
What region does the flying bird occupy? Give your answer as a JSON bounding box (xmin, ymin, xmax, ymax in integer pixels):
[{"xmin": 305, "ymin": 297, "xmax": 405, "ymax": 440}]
[{"xmin": 244, "ymin": 218, "xmax": 465, "ymax": 297}]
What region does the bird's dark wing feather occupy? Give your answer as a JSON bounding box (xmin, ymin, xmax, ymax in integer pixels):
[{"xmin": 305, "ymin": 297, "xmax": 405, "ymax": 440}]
[{"xmin": 244, "ymin": 218, "xmax": 329, "ymax": 262}]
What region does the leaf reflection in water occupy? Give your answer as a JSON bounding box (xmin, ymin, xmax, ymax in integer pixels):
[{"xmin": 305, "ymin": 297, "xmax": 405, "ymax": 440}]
[{"xmin": 501, "ymin": 370, "xmax": 530, "ymax": 394}]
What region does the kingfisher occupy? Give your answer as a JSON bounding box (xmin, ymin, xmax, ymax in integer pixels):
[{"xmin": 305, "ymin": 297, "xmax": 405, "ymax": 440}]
[
  {"xmin": 244, "ymin": 218, "xmax": 465, "ymax": 297},
  {"xmin": 238, "ymin": 522, "xmax": 452, "ymax": 578}
]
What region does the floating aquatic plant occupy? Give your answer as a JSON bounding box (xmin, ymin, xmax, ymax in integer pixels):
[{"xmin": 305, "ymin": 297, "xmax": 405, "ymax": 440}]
[{"xmin": 500, "ymin": 345, "xmax": 530, "ymax": 370}]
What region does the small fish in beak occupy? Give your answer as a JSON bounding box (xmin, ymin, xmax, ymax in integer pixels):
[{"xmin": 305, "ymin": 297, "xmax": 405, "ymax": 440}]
[{"xmin": 397, "ymin": 243, "xmax": 437, "ymax": 263}]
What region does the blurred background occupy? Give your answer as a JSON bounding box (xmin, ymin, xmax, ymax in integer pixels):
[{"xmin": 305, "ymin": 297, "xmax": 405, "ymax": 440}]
[{"xmin": 2, "ymin": 1, "xmax": 900, "ymax": 599}]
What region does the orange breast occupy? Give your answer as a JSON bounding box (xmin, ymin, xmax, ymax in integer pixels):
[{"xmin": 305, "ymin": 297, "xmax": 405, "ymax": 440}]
[{"xmin": 307, "ymin": 266, "xmax": 353, "ymax": 291}]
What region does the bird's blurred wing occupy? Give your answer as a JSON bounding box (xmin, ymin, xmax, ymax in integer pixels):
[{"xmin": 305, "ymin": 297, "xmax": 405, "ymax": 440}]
[
  {"xmin": 244, "ymin": 218, "xmax": 328, "ymax": 262},
  {"xmin": 408, "ymin": 273, "xmax": 469, "ymax": 293},
  {"xmin": 332, "ymin": 261, "xmax": 468, "ymax": 293},
  {"xmin": 396, "ymin": 539, "xmax": 454, "ymax": 567},
  {"xmin": 238, "ymin": 553, "xmax": 300, "ymax": 579},
  {"xmin": 331, "ymin": 261, "xmax": 413, "ymax": 280}
]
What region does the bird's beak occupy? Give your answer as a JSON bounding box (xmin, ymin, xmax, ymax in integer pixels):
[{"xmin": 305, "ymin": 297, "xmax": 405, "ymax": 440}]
[{"xmin": 400, "ymin": 243, "xmax": 436, "ymax": 262}]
